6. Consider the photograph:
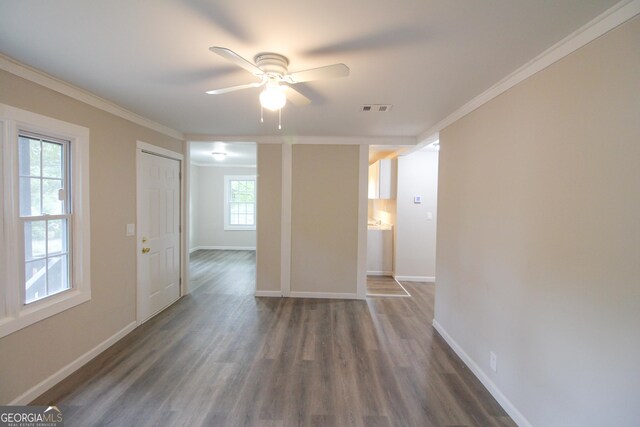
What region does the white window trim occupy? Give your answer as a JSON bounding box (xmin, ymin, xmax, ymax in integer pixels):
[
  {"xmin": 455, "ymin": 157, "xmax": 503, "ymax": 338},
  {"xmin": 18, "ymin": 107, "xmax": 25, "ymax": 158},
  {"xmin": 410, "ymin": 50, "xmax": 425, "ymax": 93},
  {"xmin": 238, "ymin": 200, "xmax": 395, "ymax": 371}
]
[
  {"xmin": 223, "ymin": 175, "xmax": 256, "ymax": 231},
  {"xmin": 0, "ymin": 103, "xmax": 91, "ymax": 339}
]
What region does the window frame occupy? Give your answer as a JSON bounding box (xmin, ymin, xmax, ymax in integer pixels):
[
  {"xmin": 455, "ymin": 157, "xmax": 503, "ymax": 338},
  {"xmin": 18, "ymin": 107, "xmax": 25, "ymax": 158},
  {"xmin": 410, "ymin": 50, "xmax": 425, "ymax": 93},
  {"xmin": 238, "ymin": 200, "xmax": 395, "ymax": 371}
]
[
  {"xmin": 0, "ymin": 103, "xmax": 91, "ymax": 339},
  {"xmin": 223, "ymin": 175, "xmax": 257, "ymax": 231},
  {"xmin": 18, "ymin": 133, "xmax": 73, "ymax": 305}
]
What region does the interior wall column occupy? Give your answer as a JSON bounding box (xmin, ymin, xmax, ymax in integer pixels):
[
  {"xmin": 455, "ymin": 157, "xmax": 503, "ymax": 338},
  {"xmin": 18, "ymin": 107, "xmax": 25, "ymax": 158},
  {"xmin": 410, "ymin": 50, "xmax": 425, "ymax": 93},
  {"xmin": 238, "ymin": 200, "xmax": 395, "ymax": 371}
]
[{"xmin": 280, "ymin": 142, "xmax": 292, "ymax": 296}]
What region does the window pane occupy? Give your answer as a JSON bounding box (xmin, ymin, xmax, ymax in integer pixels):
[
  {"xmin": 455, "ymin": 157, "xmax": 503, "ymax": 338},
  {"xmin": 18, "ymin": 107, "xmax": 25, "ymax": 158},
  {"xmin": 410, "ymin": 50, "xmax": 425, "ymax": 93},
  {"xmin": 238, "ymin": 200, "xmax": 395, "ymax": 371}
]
[
  {"xmin": 19, "ymin": 137, "xmax": 41, "ymax": 176},
  {"xmin": 42, "ymin": 179, "xmax": 63, "ymax": 215},
  {"xmin": 47, "ymin": 255, "xmax": 69, "ymax": 295},
  {"xmin": 25, "ymin": 259, "xmax": 47, "ymax": 304},
  {"xmin": 19, "ymin": 177, "xmax": 41, "ymax": 216},
  {"xmin": 230, "ymin": 203, "xmax": 239, "ymax": 214},
  {"xmin": 48, "ymin": 219, "xmax": 67, "ymax": 255},
  {"xmin": 42, "ymin": 141, "xmax": 63, "ymax": 178},
  {"xmin": 230, "ymin": 180, "xmax": 256, "ymax": 202},
  {"xmin": 247, "ymin": 214, "xmax": 255, "ymax": 225},
  {"xmin": 24, "ymin": 220, "xmax": 46, "ymax": 261}
]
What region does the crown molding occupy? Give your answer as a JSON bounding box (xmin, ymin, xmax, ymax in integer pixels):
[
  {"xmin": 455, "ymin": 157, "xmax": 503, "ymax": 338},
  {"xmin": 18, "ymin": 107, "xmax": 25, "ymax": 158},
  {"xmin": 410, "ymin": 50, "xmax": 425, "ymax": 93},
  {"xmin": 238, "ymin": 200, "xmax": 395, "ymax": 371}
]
[
  {"xmin": 416, "ymin": 0, "xmax": 640, "ymax": 146},
  {"xmin": 0, "ymin": 53, "xmax": 184, "ymax": 141},
  {"xmin": 185, "ymin": 134, "xmax": 417, "ymax": 146},
  {"xmin": 191, "ymin": 162, "xmax": 256, "ymax": 168}
]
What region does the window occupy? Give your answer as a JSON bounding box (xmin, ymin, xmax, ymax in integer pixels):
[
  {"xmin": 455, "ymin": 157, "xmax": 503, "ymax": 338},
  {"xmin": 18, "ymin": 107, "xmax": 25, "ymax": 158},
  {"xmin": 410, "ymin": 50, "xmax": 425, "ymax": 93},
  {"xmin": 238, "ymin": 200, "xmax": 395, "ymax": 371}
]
[
  {"xmin": 19, "ymin": 133, "xmax": 71, "ymax": 303},
  {"xmin": 0, "ymin": 103, "xmax": 90, "ymax": 338},
  {"xmin": 224, "ymin": 175, "xmax": 256, "ymax": 230}
]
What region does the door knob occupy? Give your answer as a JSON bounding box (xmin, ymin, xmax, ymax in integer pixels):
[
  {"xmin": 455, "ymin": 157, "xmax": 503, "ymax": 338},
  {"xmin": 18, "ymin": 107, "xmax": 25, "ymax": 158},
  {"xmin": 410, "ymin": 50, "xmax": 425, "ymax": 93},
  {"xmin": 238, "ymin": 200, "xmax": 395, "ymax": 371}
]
[{"xmin": 142, "ymin": 247, "xmax": 150, "ymax": 254}]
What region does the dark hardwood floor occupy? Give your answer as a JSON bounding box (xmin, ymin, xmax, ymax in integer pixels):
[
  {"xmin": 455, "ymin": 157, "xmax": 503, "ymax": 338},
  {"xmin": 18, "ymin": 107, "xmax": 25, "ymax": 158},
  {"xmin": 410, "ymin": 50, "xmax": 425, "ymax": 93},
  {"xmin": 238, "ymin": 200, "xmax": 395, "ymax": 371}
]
[{"xmin": 35, "ymin": 250, "xmax": 515, "ymax": 426}]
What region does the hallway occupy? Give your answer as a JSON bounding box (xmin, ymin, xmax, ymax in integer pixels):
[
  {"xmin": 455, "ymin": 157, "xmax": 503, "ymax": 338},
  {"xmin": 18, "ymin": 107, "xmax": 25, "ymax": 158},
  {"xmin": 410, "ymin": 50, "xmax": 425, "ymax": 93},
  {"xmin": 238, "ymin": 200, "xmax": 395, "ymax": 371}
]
[{"xmin": 35, "ymin": 251, "xmax": 514, "ymax": 426}]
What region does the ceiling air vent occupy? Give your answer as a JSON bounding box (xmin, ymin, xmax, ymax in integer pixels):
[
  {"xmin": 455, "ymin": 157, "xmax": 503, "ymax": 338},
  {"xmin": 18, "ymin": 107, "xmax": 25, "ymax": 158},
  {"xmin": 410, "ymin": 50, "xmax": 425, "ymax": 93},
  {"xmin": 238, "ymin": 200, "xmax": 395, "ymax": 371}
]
[{"xmin": 360, "ymin": 104, "xmax": 393, "ymax": 112}]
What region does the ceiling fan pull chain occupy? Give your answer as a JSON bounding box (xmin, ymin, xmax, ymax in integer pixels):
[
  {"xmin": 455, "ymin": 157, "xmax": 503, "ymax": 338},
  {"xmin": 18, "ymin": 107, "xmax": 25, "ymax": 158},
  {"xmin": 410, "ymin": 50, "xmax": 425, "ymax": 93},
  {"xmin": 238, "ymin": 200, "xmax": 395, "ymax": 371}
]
[
  {"xmin": 260, "ymin": 105, "xmax": 264, "ymax": 123},
  {"xmin": 279, "ymin": 108, "xmax": 282, "ymax": 130}
]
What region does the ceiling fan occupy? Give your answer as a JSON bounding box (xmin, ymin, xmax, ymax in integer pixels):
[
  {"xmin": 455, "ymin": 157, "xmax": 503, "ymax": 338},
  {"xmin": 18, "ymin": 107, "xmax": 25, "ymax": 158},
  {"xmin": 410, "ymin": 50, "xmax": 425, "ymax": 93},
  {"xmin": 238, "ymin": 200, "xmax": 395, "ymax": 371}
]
[{"xmin": 205, "ymin": 47, "xmax": 350, "ymax": 122}]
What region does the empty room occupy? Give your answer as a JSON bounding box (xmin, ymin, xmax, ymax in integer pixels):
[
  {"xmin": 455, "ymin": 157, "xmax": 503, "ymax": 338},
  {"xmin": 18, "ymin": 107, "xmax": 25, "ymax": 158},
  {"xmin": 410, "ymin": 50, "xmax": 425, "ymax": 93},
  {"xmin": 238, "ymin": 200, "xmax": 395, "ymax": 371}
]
[{"xmin": 0, "ymin": 1, "xmax": 639, "ymax": 426}]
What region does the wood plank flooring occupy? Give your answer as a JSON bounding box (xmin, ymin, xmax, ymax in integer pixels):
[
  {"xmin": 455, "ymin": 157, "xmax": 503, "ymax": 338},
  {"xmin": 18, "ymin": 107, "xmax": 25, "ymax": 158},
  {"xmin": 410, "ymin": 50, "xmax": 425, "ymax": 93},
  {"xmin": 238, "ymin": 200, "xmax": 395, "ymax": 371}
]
[
  {"xmin": 35, "ymin": 250, "xmax": 515, "ymax": 427},
  {"xmin": 367, "ymin": 275, "xmax": 410, "ymax": 297}
]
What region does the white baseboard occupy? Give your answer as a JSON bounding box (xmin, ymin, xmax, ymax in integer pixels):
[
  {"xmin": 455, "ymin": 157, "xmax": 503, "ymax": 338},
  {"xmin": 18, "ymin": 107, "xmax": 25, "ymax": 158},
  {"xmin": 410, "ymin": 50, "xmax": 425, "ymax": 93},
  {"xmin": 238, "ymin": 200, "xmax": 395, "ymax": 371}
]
[
  {"xmin": 190, "ymin": 245, "xmax": 256, "ymax": 252},
  {"xmin": 254, "ymin": 290, "xmax": 282, "ymax": 297},
  {"xmin": 394, "ymin": 275, "xmax": 435, "ymax": 282},
  {"xmin": 366, "ymin": 271, "xmax": 393, "ymax": 276},
  {"xmin": 289, "ymin": 291, "xmax": 359, "ymax": 300},
  {"xmin": 8, "ymin": 321, "xmax": 137, "ymax": 405},
  {"xmin": 432, "ymin": 319, "xmax": 532, "ymax": 427}
]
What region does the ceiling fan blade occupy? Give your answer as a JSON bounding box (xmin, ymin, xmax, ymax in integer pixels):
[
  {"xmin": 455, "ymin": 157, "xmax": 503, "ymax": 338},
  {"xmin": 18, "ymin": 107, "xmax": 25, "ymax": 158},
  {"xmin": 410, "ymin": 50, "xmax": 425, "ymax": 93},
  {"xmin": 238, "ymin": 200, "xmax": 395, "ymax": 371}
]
[
  {"xmin": 209, "ymin": 47, "xmax": 264, "ymax": 76},
  {"xmin": 286, "ymin": 63, "xmax": 349, "ymax": 84},
  {"xmin": 282, "ymin": 86, "xmax": 311, "ymax": 106},
  {"xmin": 206, "ymin": 81, "xmax": 264, "ymax": 95}
]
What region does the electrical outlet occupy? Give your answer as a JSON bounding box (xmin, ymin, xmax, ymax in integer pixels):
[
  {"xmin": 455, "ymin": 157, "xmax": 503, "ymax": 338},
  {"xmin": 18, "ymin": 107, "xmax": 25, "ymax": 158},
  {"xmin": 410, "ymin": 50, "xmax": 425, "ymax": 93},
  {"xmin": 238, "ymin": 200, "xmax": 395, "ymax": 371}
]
[{"xmin": 490, "ymin": 352, "xmax": 497, "ymax": 372}]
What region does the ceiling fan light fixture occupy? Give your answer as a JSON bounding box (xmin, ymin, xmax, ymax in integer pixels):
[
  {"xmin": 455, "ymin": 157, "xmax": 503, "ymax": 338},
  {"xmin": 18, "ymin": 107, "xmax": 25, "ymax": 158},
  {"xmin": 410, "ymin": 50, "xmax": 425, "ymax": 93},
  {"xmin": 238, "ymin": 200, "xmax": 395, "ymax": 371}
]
[
  {"xmin": 259, "ymin": 83, "xmax": 286, "ymax": 111},
  {"xmin": 211, "ymin": 152, "xmax": 227, "ymax": 161}
]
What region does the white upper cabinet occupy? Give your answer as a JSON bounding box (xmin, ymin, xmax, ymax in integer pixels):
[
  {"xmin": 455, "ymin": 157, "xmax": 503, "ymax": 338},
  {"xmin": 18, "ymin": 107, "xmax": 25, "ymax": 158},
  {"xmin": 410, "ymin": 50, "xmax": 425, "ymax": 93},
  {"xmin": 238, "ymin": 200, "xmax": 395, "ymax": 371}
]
[{"xmin": 368, "ymin": 159, "xmax": 397, "ymax": 199}]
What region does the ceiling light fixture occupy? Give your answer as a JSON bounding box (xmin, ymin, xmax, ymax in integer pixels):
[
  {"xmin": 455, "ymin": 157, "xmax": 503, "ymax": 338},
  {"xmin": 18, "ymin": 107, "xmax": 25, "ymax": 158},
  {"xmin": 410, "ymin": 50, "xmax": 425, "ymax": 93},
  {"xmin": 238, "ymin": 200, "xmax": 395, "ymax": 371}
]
[
  {"xmin": 259, "ymin": 81, "xmax": 286, "ymax": 111},
  {"xmin": 258, "ymin": 80, "xmax": 286, "ymax": 130},
  {"xmin": 211, "ymin": 152, "xmax": 227, "ymax": 161}
]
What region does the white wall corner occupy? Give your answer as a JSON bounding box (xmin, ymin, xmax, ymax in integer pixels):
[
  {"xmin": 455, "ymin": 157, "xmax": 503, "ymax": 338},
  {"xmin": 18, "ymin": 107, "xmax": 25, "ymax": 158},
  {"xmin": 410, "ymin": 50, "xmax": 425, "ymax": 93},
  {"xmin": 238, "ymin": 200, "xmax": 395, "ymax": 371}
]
[{"xmin": 432, "ymin": 319, "xmax": 533, "ymax": 427}]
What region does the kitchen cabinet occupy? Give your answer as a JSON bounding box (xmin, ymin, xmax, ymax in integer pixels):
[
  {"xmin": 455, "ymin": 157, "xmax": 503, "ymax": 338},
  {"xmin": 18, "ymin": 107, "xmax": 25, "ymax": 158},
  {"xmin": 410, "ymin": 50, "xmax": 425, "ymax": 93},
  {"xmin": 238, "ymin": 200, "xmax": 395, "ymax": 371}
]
[
  {"xmin": 367, "ymin": 227, "xmax": 393, "ymax": 275},
  {"xmin": 368, "ymin": 159, "xmax": 397, "ymax": 199}
]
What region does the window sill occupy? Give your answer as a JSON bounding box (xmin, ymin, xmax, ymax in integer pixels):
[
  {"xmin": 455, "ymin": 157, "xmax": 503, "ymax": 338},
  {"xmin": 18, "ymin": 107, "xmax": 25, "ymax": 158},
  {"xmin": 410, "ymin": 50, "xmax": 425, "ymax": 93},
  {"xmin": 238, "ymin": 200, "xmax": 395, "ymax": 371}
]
[
  {"xmin": 0, "ymin": 289, "xmax": 90, "ymax": 339},
  {"xmin": 224, "ymin": 226, "xmax": 256, "ymax": 231}
]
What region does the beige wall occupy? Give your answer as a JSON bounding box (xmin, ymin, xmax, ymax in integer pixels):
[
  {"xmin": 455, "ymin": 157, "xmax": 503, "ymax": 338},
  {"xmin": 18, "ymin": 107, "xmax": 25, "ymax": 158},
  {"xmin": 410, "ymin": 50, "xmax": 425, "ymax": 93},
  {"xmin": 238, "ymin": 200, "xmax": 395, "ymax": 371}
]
[
  {"xmin": 436, "ymin": 16, "xmax": 640, "ymax": 427},
  {"xmin": 290, "ymin": 145, "xmax": 360, "ymax": 296},
  {"xmin": 189, "ymin": 163, "xmax": 199, "ymax": 250},
  {"xmin": 190, "ymin": 165, "xmax": 257, "ymax": 249},
  {"xmin": 0, "ymin": 70, "xmax": 183, "ymax": 404},
  {"xmin": 256, "ymin": 144, "xmax": 282, "ymax": 292},
  {"xmin": 395, "ymin": 150, "xmax": 438, "ymax": 279}
]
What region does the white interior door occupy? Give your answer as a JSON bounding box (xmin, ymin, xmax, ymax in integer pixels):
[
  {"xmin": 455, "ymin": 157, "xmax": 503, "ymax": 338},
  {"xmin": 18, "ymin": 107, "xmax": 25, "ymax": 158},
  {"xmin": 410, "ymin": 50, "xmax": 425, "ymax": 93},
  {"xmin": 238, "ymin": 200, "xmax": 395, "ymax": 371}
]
[{"xmin": 138, "ymin": 151, "xmax": 181, "ymax": 323}]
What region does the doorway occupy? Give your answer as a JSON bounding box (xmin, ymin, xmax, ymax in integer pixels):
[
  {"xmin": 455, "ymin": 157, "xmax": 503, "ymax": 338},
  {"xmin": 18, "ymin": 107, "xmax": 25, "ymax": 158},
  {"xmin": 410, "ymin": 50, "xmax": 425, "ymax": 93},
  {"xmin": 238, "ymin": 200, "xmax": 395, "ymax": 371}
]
[{"xmin": 187, "ymin": 141, "xmax": 257, "ymax": 295}]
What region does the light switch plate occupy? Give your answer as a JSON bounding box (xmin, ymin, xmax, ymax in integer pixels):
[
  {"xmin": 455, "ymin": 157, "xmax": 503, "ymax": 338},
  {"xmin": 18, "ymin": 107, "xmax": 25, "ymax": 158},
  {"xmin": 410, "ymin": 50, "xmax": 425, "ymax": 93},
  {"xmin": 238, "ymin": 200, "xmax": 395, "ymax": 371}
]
[
  {"xmin": 414, "ymin": 195, "xmax": 422, "ymax": 204},
  {"xmin": 126, "ymin": 223, "xmax": 135, "ymax": 236}
]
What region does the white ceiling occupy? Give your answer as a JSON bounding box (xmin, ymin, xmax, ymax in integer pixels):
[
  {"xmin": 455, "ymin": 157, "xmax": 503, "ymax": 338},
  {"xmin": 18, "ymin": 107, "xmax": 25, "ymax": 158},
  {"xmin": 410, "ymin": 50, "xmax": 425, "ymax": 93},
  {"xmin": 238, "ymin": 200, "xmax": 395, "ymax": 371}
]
[
  {"xmin": 0, "ymin": 0, "xmax": 621, "ymax": 139},
  {"xmin": 190, "ymin": 141, "xmax": 256, "ymax": 167}
]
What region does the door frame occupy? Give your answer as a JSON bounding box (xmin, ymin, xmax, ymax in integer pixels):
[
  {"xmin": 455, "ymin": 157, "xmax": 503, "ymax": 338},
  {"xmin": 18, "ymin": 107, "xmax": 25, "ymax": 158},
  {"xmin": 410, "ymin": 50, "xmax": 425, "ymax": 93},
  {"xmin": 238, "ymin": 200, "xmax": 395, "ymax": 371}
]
[{"xmin": 135, "ymin": 140, "xmax": 186, "ymax": 325}]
